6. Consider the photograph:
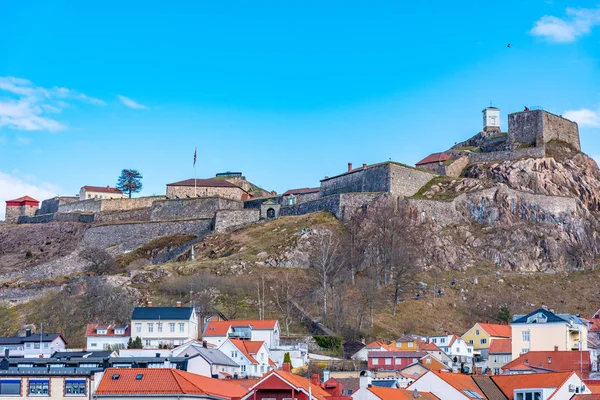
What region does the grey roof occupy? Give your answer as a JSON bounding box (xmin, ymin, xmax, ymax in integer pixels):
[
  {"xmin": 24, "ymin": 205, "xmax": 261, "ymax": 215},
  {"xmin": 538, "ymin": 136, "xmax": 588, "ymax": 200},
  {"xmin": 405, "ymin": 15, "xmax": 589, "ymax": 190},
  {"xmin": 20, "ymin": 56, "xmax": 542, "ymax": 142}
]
[
  {"xmin": 0, "ymin": 367, "xmax": 100, "ymax": 376},
  {"xmin": 512, "ymin": 308, "xmax": 585, "ymax": 325},
  {"xmin": 472, "ymin": 376, "xmax": 508, "ymax": 400},
  {"xmin": 0, "ymin": 333, "xmax": 65, "ymax": 345},
  {"xmin": 185, "ymin": 345, "xmax": 239, "ymax": 367},
  {"xmin": 52, "ymin": 351, "xmax": 113, "ymax": 359},
  {"xmin": 371, "ymin": 380, "xmax": 397, "ymax": 388},
  {"xmin": 3, "ymin": 355, "xmax": 198, "ymax": 368},
  {"xmin": 131, "ymin": 307, "xmax": 194, "ymax": 320}
]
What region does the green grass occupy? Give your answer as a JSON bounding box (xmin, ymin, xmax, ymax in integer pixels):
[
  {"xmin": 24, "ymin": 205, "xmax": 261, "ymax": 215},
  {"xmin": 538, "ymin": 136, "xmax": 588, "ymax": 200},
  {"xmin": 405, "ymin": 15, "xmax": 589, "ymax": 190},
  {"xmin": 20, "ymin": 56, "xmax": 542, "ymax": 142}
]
[{"xmin": 117, "ymin": 234, "xmax": 197, "ymax": 267}]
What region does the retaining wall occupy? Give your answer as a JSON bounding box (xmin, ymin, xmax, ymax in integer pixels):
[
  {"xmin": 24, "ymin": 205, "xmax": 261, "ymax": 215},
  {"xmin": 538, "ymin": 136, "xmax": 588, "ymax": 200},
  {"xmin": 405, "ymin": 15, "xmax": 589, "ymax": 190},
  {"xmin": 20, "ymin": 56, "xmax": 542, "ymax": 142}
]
[
  {"xmin": 57, "ymin": 196, "xmax": 163, "ymax": 214},
  {"xmin": 38, "ymin": 197, "xmax": 79, "ymax": 215},
  {"xmin": 280, "ymin": 193, "xmax": 380, "ymax": 220},
  {"xmin": 150, "ymin": 197, "xmax": 242, "ymax": 221},
  {"xmin": 214, "ymin": 209, "xmax": 260, "ymax": 232},
  {"xmin": 467, "ymin": 147, "xmax": 545, "ymax": 163}
]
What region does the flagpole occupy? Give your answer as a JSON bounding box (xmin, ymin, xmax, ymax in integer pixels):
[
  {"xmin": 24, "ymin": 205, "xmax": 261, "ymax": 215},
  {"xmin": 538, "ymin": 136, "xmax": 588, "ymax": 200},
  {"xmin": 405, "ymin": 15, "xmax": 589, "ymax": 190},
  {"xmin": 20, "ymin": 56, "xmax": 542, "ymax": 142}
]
[{"xmin": 194, "ymin": 147, "xmax": 197, "ymax": 197}]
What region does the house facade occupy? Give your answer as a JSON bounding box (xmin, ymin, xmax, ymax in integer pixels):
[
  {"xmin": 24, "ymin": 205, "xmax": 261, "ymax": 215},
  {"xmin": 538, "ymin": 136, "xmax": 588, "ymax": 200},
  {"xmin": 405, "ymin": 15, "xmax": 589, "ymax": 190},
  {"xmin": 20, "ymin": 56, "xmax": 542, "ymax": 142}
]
[
  {"xmin": 510, "ymin": 307, "xmax": 588, "ymax": 360},
  {"xmin": 166, "ymin": 178, "xmax": 250, "ymax": 200},
  {"xmin": 217, "ymin": 339, "xmax": 274, "ymax": 378},
  {"xmin": 171, "ymin": 341, "xmax": 240, "ymax": 378},
  {"xmin": 202, "ymin": 320, "xmax": 280, "ymax": 348},
  {"xmin": 425, "ymin": 335, "xmax": 473, "ymax": 368},
  {"xmin": 367, "ymin": 351, "xmax": 426, "ymax": 371},
  {"xmin": 131, "ymin": 303, "xmax": 198, "ymax": 348},
  {"xmin": 351, "ymin": 340, "xmax": 392, "ymax": 361},
  {"xmin": 0, "ymin": 331, "xmax": 66, "ymax": 358},
  {"xmin": 461, "ymin": 323, "xmax": 511, "ymax": 360},
  {"xmin": 0, "ymin": 370, "xmax": 101, "ymax": 400},
  {"xmin": 488, "ymin": 339, "xmax": 512, "ymax": 375},
  {"xmin": 79, "ymin": 186, "xmax": 125, "ymax": 200},
  {"xmin": 4, "ymin": 196, "xmax": 39, "ymax": 224},
  {"xmin": 85, "ymin": 323, "xmax": 130, "ymax": 350}
]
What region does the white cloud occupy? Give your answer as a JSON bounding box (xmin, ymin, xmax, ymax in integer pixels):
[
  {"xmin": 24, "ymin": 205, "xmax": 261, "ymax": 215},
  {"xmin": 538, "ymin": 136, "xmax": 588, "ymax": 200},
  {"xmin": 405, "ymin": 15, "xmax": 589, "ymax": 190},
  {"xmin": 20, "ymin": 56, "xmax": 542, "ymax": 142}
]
[
  {"xmin": 0, "ymin": 76, "xmax": 105, "ymax": 133},
  {"xmin": 530, "ymin": 7, "xmax": 600, "ymax": 43},
  {"xmin": 0, "ymin": 171, "xmax": 61, "ymax": 220},
  {"xmin": 117, "ymin": 95, "xmax": 148, "ymax": 109},
  {"xmin": 563, "ymin": 108, "xmax": 600, "ymax": 127}
]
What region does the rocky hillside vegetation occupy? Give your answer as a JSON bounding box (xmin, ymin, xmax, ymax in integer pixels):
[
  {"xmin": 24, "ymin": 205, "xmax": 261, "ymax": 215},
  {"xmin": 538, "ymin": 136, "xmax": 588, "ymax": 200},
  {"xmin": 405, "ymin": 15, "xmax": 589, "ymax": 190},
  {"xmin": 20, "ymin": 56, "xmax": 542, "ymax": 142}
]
[{"xmin": 1, "ymin": 141, "xmax": 600, "ymax": 345}]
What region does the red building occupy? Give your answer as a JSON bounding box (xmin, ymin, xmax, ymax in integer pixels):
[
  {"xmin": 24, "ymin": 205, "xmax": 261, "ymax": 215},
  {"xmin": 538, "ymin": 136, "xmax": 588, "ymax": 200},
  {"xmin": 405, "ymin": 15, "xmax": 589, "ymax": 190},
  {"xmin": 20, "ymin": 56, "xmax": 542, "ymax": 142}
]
[
  {"xmin": 368, "ymin": 351, "xmax": 427, "ymax": 371},
  {"xmin": 240, "ymin": 364, "xmax": 349, "ymax": 400},
  {"xmin": 4, "ymin": 195, "xmax": 39, "ymax": 223}
]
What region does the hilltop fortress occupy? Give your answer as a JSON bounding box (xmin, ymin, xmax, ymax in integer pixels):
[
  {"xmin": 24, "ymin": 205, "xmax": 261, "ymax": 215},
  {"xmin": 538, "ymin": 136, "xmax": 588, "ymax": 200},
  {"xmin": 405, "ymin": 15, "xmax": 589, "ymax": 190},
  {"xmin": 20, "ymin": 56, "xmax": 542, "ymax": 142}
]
[{"xmin": 4, "ymin": 107, "xmax": 582, "ymax": 261}]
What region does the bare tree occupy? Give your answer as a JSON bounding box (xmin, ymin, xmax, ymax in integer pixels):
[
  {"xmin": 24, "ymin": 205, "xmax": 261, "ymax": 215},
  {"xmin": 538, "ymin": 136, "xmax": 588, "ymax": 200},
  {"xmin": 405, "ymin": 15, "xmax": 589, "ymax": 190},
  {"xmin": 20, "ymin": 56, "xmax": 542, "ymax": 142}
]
[
  {"xmin": 343, "ymin": 212, "xmax": 369, "ymax": 286},
  {"xmin": 79, "ymin": 248, "xmax": 120, "ymax": 275},
  {"xmin": 272, "ymin": 270, "xmax": 304, "ymax": 337},
  {"xmin": 309, "ymin": 229, "xmax": 344, "ymax": 317}
]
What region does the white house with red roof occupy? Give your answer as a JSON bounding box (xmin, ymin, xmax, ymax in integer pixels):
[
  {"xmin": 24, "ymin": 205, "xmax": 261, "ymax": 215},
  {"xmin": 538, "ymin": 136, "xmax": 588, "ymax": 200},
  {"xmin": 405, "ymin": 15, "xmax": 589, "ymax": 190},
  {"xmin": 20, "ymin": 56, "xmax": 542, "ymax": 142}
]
[
  {"xmin": 85, "ymin": 323, "xmax": 131, "ymax": 350},
  {"xmin": 217, "ymin": 338, "xmax": 275, "ymax": 378},
  {"xmin": 202, "ymin": 319, "xmax": 280, "ymax": 348},
  {"xmin": 425, "ymin": 335, "xmax": 473, "ymax": 370},
  {"xmin": 351, "ymin": 340, "xmax": 393, "ymax": 361},
  {"xmin": 79, "ymin": 185, "xmax": 125, "ymax": 200}
]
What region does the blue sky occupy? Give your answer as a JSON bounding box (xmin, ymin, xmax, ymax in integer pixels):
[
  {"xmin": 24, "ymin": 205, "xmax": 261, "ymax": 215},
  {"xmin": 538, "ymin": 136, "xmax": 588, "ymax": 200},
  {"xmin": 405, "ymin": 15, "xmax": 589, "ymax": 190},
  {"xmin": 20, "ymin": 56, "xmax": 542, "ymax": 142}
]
[{"xmin": 1, "ymin": 1, "xmax": 600, "ymax": 218}]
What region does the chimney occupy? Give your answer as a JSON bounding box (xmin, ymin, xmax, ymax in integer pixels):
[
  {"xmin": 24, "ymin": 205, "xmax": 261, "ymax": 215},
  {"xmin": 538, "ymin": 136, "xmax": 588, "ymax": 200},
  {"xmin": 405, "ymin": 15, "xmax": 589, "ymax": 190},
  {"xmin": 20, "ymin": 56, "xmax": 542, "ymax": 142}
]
[
  {"xmin": 282, "ymin": 362, "xmax": 291, "ymax": 372},
  {"xmin": 4, "ymin": 349, "xmax": 9, "ymax": 359},
  {"xmin": 323, "ymin": 370, "xmax": 330, "ymax": 382},
  {"xmin": 542, "ymin": 304, "xmax": 548, "ymax": 310},
  {"xmin": 359, "ymin": 371, "xmax": 372, "ymax": 389},
  {"xmin": 347, "ymin": 163, "xmax": 353, "ymax": 172},
  {"xmin": 147, "ymin": 301, "xmax": 153, "ymax": 307},
  {"xmin": 554, "ymin": 346, "xmax": 558, "ymax": 351},
  {"xmin": 176, "ymin": 301, "xmax": 182, "ymax": 308},
  {"xmin": 324, "ymin": 176, "xmax": 329, "ymax": 179},
  {"xmin": 362, "ymin": 163, "xmax": 367, "ymax": 169},
  {"xmin": 312, "ymin": 374, "xmax": 320, "ymax": 385},
  {"xmin": 202, "ymin": 340, "xmax": 208, "ymax": 349},
  {"xmin": 25, "ymin": 329, "xmax": 31, "ymax": 337}
]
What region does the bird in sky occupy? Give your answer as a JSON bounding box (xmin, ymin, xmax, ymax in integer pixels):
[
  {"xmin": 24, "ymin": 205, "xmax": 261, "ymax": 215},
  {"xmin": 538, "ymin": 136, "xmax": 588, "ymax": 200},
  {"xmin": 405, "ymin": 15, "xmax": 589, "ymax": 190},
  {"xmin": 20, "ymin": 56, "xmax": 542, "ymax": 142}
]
[{"xmin": 507, "ymin": 43, "xmax": 511, "ymax": 48}]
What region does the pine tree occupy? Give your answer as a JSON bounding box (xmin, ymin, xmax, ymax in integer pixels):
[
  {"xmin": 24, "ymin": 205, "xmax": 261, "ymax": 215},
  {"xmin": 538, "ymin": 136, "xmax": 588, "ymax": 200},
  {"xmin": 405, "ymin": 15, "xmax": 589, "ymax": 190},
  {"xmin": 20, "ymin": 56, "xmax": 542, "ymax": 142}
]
[
  {"xmin": 283, "ymin": 352, "xmax": 293, "ymax": 369},
  {"xmin": 116, "ymin": 169, "xmax": 143, "ymax": 198}
]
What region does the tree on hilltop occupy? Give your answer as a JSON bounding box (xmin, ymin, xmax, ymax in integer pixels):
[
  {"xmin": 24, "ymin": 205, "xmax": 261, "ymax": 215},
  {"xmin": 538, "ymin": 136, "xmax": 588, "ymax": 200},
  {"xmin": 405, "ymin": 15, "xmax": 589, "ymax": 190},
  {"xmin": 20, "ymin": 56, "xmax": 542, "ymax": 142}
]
[{"xmin": 117, "ymin": 169, "xmax": 143, "ymax": 198}]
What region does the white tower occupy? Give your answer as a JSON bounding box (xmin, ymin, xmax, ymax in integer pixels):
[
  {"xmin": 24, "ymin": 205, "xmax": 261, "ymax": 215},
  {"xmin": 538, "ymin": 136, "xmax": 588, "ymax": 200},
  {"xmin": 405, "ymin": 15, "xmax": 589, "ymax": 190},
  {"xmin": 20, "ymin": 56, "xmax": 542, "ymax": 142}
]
[{"xmin": 482, "ymin": 107, "xmax": 500, "ymax": 131}]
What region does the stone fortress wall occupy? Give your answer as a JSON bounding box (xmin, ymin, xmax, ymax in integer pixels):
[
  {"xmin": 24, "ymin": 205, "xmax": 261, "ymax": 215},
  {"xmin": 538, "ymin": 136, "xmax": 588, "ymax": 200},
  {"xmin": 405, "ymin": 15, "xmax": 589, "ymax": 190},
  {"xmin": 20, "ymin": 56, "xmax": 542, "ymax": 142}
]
[
  {"xmin": 508, "ymin": 110, "xmax": 580, "ymax": 151},
  {"xmin": 150, "ymin": 197, "xmax": 242, "ymax": 221}
]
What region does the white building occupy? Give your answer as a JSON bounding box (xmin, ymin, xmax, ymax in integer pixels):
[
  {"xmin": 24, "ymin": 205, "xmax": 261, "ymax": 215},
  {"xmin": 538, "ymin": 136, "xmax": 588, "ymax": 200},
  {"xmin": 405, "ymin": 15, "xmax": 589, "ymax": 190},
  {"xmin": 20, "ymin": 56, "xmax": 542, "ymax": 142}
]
[
  {"xmin": 0, "ymin": 331, "xmax": 67, "ymax": 358},
  {"xmin": 202, "ymin": 319, "xmax": 280, "ymax": 348},
  {"xmin": 426, "ymin": 334, "xmax": 473, "ymax": 369},
  {"xmin": 483, "ymin": 106, "xmax": 500, "ymax": 131},
  {"xmin": 85, "ymin": 323, "xmax": 130, "ymax": 350},
  {"xmin": 269, "ymin": 343, "xmax": 309, "ymax": 368},
  {"xmin": 79, "ymin": 185, "xmax": 126, "ymax": 200},
  {"xmin": 131, "ymin": 302, "xmax": 198, "ymax": 348},
  {"xmin": 172, "ymin": 341, "xmax": 240, "ymax": 378},
  {"xmin": 217, "ymin": 338, "xmax": 275, "ymax": 378}
]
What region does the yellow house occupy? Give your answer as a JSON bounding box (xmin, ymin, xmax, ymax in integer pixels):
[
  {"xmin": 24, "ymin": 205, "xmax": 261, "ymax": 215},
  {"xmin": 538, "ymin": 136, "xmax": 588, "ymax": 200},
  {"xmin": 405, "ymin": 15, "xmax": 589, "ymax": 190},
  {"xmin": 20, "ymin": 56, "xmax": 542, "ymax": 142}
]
[
  {"xmin": 392, "ymin": 335, "xmax": 419, "ymax": 351},
  {"xmin": 462, "ymin": 322, "xmax": 511, "ymax": 359},
  {"xmin": 79, "ymin": 185, "xmax": 126, "ymax": 200},
  {"xmin": 510, "ymin": 307, "xmax": 588, "ymax": 360}
]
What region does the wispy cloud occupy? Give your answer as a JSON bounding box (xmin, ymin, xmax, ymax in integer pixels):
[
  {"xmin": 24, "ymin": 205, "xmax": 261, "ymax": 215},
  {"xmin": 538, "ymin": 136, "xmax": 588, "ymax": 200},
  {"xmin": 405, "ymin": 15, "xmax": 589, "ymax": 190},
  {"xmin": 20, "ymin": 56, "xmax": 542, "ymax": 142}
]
[
  {"xmin": 0, "ymin": 170, "xmax": 61, "ymax": 220},
  {"xmin": 0, "ymin": 76, "xmax": 105, "ymax": 132},
  {"xmin": 563, "ymin": 107, "xmax": 600, "ymax": 127},
  {"xmin": 530, "ymin": 7, "xmax": 600, "ymax": 43},
  {"xmin": 117, "ymin": 95, "xmax": 147, "ymax": 110}
]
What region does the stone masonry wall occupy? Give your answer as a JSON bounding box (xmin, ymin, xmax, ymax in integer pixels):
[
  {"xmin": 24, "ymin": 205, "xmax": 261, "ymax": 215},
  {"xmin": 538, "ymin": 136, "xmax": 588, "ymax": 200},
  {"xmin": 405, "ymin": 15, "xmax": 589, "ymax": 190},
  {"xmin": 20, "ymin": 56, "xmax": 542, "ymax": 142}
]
[
  {"xmin": 57, "ymin": 196, "xmax": 163, "ymax": 214},
  {"xmin": 4, "ymin": 206, "xmax": 22, "ymax": 223},
  {"xmin": 18, "ymin": 212, "xmax": 95, "ymax": 224},
  {"xmin": 166, "ymin": 185, "xmax": 244, "ymax": 201},
  {"xmin": 437, "ymin": 156, "xmax": 469, "ymax": 178},
  {"xmin": 150, "ymin": 197, "xmax": 242, "ymax": 221},
  {"xmin": 389, "ymin": 163, "xmax": 435, "ymax": 196},
  {"xmin": 214, "ymin": 209, "xmax": 260, "ymax": 232},
  {"xmin": 38, "ymin": 197, "xmax": 79, "ymax": 215},
  {"xmin": 467, "ymin": 147, "xmax": 546, "ymax": 163},
  {"xmin": 280, "ymin": 193, "xmax": 380, "ymax": 220},
  {"xmin": 508, "ymin": 110, "xmax": 544, "ymax": 146},
  {"xmin": 81, "ymin": 219, "xmax": 213, "ymax": 252},
  {"xmin": 542, "ymin": 112, "xmax": 580, "ymax": 151},
  {"xmin": 94, "ymin": 208, "xmax": 151, "ymax": 223},
  {"xmin": 319, "ymin": 164, "xmax": 390, "ymax": 197}
]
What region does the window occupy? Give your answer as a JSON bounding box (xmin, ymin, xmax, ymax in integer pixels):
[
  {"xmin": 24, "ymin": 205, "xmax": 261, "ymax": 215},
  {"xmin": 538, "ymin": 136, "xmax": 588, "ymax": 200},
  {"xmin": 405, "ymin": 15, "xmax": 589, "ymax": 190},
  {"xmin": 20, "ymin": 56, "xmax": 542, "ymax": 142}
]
[
  {"xmin": 0, "ymin": 379, "xmax": 21, "ymax": 395},
  {"xmin": 135, "ymin": 323, "xmax": 142, "ymax": 333},
  {"xmin": 467, "ymin": 348, "xmax": 472, "ymax": 353},
  {"xmin": 425, "ymin": 358, "xmax": 431, "ymax": 364},
  {"xmin": 493, "ymin": 368, "xmax": 500, "ymax": 375},
  {"xmin": 412, "ymin": 358, "xmax": 418, "ymax": 363},
  {"xmin": 432, "ymin": 338, "xmax": 437, "ymax": 343},
  {"xmin": 515, "ymin": 390, "xmax": 542, "ymax": 400},
  {"xmin": 468, "ymin": 340, "xmax": 473, "ymax": 345},
  {"xmin": 522, "ymin": 331, "xmax": 530, "ymax": 342},
  {"xmin": 385, "ymin": 358, "xmax": 391, "ymax": 365},
  {"xmin": 241, "ymin": 365, "xmax": 246, "ymax": 372},
  {"xmin": 503, "ymin": 355, "xmax": 510, "ymax": 363},
  {"xmin": 157, "ymin": 324, "xmax": 162, "ymax": 333},
  {"xmin": 547, "ymin": 357, "xmax": 552, "ymax": 364},
  {"xmin": 461, "ymin": 390, "xmax": 483, "ymax": 399},
  {"xmin": 28, "ymin": 380, "xmax": 49, "ymax": 396},
  {"xmin": 521, "ymin": 348, "xmax": 529, "ymax": 355},
  {"xmin": 25, "ymin": 343, "xmax": 31, "ymax": 349},
  {"xmin": 260, "ymin": 353, "xmax": 264, "ymax": 361},
  {"xmin": 87, "ymin": 194, "xmax": 91, "ymax": 199},
  {"xmin": 34, "ymin": 343, "xmax": 40, "ymax": 349},
  {"xmin": 145, "ymin": 339, "xmax": 151, "ymax": 346},
  {"xmin": 494, "ymin": 355, "xmax": 499, "ymax": 363},
  {"xmin": 64, "ymin": 380, "xmax": 86, "ymax": 396},
  {"xmin": 372, "ymin": 358, "xmax": 379, "ymax": 365},
  {"xmin": 408, "ymin": 342, "xmax": 414, "ymax": 348},
  {"xmin": 147, "ymin": 323, "xmax": 154, "ymax": 333},
  {"xmin": 179, "ymin": 339, "xmax": 184, "ymax": 345},
  {"xmin": 97, "ymin": 330, "xmax": 107, "ymax": 335},
  {"xmin": 90, "ymin": 343, "xmax": 97, "ymax": 347},
  {"xmin": 475, "ymin": 329, "xmax": 480, "ymax": 336},
  {"xmin": 395, "ymin": 358, "xmax": 401, "ymax": 365},
  {"xmin": 179, "ymin": 323, "xmax": 185, "ymax": 333},
  {"xmin": 169, "ymin": 323, "xmax": 175, "ymax": 333},
  {"xmin": 440, "ymin": 338, "xmax": 446, "ymax": 343},
  {"xmin": 232, "ymin": 351, "xmax": 238, "ymax": 358},
  {"xmin": 115, "ymin": 329, "xmax": 124, "ymax": 335},
  {"xmin": 480, "ymin": 338, "xmax": 487, "ymax": 345}
]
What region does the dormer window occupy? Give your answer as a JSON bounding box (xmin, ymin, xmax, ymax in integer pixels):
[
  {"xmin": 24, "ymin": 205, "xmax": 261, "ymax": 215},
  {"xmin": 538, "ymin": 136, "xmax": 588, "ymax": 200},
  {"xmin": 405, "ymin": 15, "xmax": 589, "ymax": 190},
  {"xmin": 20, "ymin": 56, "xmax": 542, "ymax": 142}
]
[
  {"xmin": 114, "ymin": 330, "xmax": 124, "ymax": 335},
  {"xmin": 97, "ymin": 329, "xmax": 107, "ymax": 335},
  {"xmin": 527, "ymin": 313, "xmax": 548, "ymax": 324}
]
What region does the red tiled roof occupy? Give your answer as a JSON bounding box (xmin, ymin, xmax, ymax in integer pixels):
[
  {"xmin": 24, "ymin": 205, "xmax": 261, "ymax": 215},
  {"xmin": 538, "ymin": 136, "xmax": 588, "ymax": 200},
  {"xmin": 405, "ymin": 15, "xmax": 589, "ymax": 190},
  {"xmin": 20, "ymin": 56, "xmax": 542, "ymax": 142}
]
[
  {"xmin": 478, "ymin": 323, "xmax": 511, "ymax": 338},
  {"xmin": 203, "ymin": 320, "xmax": 278, "ymax": 336},
  {"xmin": 573, "ymin": 396, "xmax": 600, "ymax": 399},
  {"xmin": 489, "ymin": 339, "xmax": 512, "ymax": 354},
  {"xmin": 5, "ymin": 195, "xmax": 39, "ymax": 204},
  {"xmin": 502, "ymin": 350, "xmax": 591, "ymax": 378},
  {"xmin": 247, "ymin": 370, "xmax": 332, "ymax": 400},
  {"xmin": 369, "ymin": 386, "xmax": 438, "ymax": 400},
  {"xmin": 491, "ymin": 371, "xmax": 574, "ymax": 397},
  {"xmin": 82, "ymin": 186, "xmax": 123, "ymax": 194},
  {"xmin": 369, "ymin": 351, "xmax": 427, "ymax": 358},
  {"xmin": 428, "ymin": 370, "xmax": 486, "ymax": 398},
  {"xmin": 366, "ymin": 340, "xmax": 393, "ymax": 351},
  {"xmin": 229, "ymin": 339, "xmax": 269, "ymax": 365},
  {"xmin": 416, "ymin": 152, "xmax": 451, "ymax": 166},
  {"xmin": 282, "ymin": 188, "xmax": 320, "ymax": 195},
  {"xmin": 420, "ymin": 341, "xmax": 443, "ymax": 352},
  {"xmin": 96, "ymin": 368, "xmax": 248, "ymax": 398},
  {"xmin": 85, "ymin": 323, "xmax": 131, "ymax": 337},
  {"xmin": 166, "ymin": 178, "xmax": 240, "ymax": 188}
]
